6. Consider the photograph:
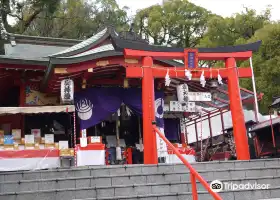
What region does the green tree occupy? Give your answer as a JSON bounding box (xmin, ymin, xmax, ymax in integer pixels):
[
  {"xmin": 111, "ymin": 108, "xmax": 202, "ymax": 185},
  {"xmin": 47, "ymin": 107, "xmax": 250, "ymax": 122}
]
[
  {"xmin": 0, "ymin": 0, "xmax": 60, "ymax": 54},
  {"xmin": 0, "ymin": 0, "xmax": 61, "ymax": 33},
  {"xmin": 241, "ymin": 23, "xmax": 280, "ymax": 113},
  {"xmin": 133, "ymin": 0, "xmax": 212, "ymax": 47},
  {"xmin": 24, "ymin": 0, "xmax": 96, "ymax": 38},
  {"xmin": 199, "ymin": 7, "xmax": 271, "ymax": 47},
  {"xmin": 23, "ymin": 0, "xmax": 130, "ymax": 39}
]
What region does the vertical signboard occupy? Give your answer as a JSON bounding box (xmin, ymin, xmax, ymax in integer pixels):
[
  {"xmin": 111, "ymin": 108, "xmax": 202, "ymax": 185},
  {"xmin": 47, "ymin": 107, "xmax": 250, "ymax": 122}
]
[{"xmin": 184, "ymin": 49, "xmax": 198, "ymax": 69}]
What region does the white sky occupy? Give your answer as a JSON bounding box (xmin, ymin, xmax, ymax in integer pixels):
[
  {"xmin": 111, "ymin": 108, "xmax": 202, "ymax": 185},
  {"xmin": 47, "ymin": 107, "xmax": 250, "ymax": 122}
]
[{"xmin": 116, "ymin": 0, "xmax": 279, "ymax": 20}]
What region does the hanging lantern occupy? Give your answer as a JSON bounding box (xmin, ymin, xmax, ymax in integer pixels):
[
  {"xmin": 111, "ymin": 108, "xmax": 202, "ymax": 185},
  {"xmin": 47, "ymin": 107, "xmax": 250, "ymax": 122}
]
[
  {"xmin": 176, "ymin": 83, "xmax": 189, "ymax": 103},
  {"xmin": 61, "ymin": 79, "xmax": 74, "ymax": 104}
]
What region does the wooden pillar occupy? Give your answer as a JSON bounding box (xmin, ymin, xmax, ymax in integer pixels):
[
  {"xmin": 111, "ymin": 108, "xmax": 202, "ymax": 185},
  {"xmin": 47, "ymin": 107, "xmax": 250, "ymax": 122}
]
[
  {"xmin": 226, "ymin": 57, "xmax": 250, "ymax": 160},
  {"xmin": 142, "ymin": 57, "xmax": 158, "ymax": 164}
]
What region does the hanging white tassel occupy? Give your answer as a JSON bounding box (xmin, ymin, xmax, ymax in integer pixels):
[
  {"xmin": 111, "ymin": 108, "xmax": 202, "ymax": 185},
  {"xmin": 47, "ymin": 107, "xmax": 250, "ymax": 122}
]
[
  {"xmin": 117, "ymin": 109, "xmax": 121, "ymax": 117},
  {"xmin": 185, "ymin": 69, "xmax": 192, "ymax": 80},
  {"xmin": 126, "ymin": 106, "xmax": 132, "ymax": 116},
  {"xmin": 165, "ymin": 69, "xmax": 171, "ymax": 86},
  {"xmin": 200, "ymin": 70, "xmax": 206, "ymax": 87},
  {"xmin": 217, "ymin": 71, "xmax": 223, "ymax": 85},
  {"xmin": 116, "ymin": 146, "xmax": 122, "ymax": 160}
]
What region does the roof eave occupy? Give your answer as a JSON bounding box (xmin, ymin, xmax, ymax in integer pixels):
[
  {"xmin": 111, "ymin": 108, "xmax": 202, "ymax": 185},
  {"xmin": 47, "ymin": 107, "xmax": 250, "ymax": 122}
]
[{"xmin": 0, "ymin": 56, "xmax": 49, "ymax": 66}]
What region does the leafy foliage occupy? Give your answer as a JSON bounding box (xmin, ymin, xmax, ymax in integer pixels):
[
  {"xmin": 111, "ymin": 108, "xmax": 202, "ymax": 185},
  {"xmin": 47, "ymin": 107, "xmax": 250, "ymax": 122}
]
[
  {"xmin": 240, "ymin": 23, "xmax": 280, "ymax": 112},
  {"xmin": 133, "ymin": 0, "xmax": 212, "ymax": 47}
]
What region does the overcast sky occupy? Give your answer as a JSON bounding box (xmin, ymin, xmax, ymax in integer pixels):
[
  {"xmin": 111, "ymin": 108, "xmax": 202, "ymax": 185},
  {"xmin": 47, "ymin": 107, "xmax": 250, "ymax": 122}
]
[{"xmin": 116, "ymin": 0, "xmax": 279, "ymax": 20}]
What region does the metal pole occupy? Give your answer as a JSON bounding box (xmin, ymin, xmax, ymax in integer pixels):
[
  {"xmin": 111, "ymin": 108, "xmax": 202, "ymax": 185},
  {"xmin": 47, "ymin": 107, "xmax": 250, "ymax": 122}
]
[{"xmin": 249, "ymin": 57, "xmax": 259, "ymax": 122}]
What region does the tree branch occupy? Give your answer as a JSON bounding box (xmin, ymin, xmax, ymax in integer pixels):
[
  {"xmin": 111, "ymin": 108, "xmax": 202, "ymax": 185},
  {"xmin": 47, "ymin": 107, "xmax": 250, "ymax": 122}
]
[{"xmin": 21, "ymin": 8, "xmax": 43, "ymax": 33}]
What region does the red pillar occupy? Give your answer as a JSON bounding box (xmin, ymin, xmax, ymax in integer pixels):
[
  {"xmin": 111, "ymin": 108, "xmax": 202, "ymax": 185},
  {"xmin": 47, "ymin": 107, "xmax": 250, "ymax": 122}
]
[
  {"xmin": 142, "ymin": 56, "xmax": 158, "ymax": 164},
  {"xmin": 226, "ymin": 57, "xmax": 250, "ymax": 160}
]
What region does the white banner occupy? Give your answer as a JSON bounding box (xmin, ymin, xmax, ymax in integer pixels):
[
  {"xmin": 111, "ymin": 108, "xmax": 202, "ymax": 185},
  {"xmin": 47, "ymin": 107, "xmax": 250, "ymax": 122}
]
[
  {"xmin": 188, "ymin": 92, "xmax": 212, "ymax": 102},
  {"xmin": 157, "ymin": 128, "xmax": 169, "ymax": 161},
  {"xmin": 169, "ymin": 101, "xmax": 196, "ymax": 112},
  {"xmin": 176, "ymin": 83, "xmax": 189, "ymax": 103}
]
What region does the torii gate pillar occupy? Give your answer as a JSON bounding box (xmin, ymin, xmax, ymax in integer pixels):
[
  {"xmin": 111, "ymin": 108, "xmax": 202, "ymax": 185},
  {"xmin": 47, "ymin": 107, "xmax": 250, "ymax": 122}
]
[
  {"xmin": 142, "ymin": 57, "xmax": 158, "ymax": 164},
  {"xmin": 226, "ymin": 57, "xmax": 250, "ymax": 160}
]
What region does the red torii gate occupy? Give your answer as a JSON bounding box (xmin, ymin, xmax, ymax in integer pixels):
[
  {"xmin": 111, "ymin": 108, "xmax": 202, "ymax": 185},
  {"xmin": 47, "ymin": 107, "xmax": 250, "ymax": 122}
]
[{"xmin": 113, "ymin": 38, "xmax": 261, "ymax": 164}]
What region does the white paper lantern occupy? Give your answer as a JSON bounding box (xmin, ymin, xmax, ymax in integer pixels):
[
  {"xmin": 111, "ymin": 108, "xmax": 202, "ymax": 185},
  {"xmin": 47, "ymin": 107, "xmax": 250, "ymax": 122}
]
[
  {"xmin": 176, "ymin": 83, "xmax": 189, "ymax": 103},
  {"xmin": 61, "ymin": 79, "xmax": 74, "ymax": 104}
]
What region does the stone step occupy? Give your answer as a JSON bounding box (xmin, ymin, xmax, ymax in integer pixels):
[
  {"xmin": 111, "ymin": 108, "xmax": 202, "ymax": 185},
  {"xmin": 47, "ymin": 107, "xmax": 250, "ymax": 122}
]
[
  {"xmin": 0, "ymin": 175, "xmax": 279, "ymax": 198},
  {"xmin": 1, "ymin": 186, "xmax": 280, "ymax": 200},
  {"xmin": 1, "ymin": 160, "xmax": 280, "ymax": 183},
  {"xmin": 0, "ymin": 158, "xmax": 279, "ymax": 182},
  {"xmin": 1, "ymin": 166, "xmax": 280, "ymax": 193}
]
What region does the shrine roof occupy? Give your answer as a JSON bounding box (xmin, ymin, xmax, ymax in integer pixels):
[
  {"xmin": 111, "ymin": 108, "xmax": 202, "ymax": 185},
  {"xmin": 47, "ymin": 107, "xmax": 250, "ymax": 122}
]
[
  {"xmin": 0, "ymin": 25, "xmax": 261, "ymax": 65},
  {"xmin": 250, "ymin": 117, "xmax": 280, "ymax": 132},
  {"xmin": 269, "ymin": 96, "xmax": 280, "ymax": 109},
  {"xmin": 0, "ymin": 55, "xmax": 49, "ymax": 65},
  {"xmin": 3, "ymin": 44, "xmax": 66, "ymax": 60},
  {"xmin": 4, "ymin": 32, "xmax": 81, "ymax": 46}
]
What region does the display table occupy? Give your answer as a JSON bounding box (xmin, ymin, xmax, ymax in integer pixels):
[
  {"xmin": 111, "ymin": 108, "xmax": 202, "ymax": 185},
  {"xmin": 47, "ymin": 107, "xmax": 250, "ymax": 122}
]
[
  {"xmin": 76, "ymin": 143, "xmax": 105, "ymax": 166},
  {"xmin": 0, "ymin": 149, "xmax": 60, "ymax": 171},
  {"xmin": 167, "ymin": 147, "xmax": 196, "ymax": 164}
]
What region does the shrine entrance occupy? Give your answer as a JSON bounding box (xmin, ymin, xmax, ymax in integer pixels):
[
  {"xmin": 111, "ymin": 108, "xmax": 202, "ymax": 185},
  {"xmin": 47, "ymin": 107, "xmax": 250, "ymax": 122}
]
[{"xmin": 112, "ymin": 37, "xmax": 261, "ymax": 163}]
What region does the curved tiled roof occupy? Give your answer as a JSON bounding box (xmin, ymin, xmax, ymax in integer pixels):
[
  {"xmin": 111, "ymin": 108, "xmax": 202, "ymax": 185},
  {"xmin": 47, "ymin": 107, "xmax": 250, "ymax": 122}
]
[
  {"xmin": 49, "ymin": 28, "xmax": 108, "ymax": 57},
  {"xmin": 57, "ymin": 44, "xmax": 114, "ymax": 59}
]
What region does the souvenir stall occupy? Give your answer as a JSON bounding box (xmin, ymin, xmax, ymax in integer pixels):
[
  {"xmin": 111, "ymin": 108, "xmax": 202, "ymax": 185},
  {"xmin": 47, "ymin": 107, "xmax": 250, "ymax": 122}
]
[{"xmin": 0, "ymin": 105, "xmax": 75, "ymax": 171}]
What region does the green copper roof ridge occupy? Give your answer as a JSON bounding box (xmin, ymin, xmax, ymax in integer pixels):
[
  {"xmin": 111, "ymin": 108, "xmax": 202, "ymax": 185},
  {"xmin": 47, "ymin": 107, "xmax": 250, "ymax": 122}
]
[{"xmin": 48, "ymin": 28, "xmax": 110, "ymax": 58}]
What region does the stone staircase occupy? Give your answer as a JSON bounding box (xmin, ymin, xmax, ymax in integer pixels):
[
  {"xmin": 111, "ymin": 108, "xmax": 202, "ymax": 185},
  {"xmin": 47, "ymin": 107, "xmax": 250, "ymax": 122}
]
[{"xmin": 0, "ymin": 158, "xmax": 280, "ymax": 200}]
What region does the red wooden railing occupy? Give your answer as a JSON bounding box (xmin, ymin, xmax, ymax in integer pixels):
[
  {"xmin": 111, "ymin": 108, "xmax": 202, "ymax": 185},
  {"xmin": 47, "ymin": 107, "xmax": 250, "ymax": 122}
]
[{"xmin": 153, "ymin": 125, "xmax": 222, "ymax": 200}]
